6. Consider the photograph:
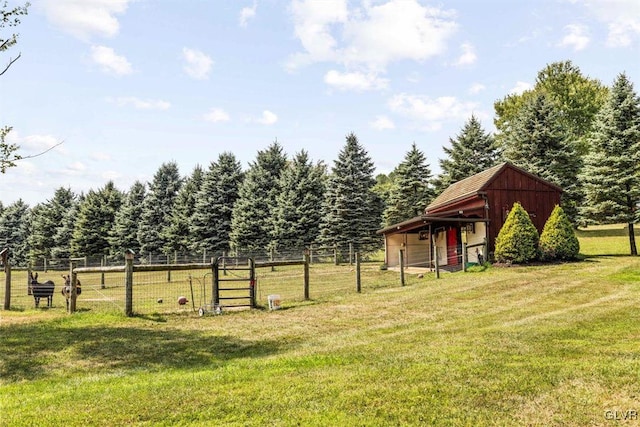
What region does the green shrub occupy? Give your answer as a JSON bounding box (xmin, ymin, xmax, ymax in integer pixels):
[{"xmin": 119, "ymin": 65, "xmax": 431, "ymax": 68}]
[
  {"xmin": 494, "ymin": 202, "xmax": 539, "ymax": 263},
  {"xmin": 539, "ymin": 205, "xmax": 580, "ymax": 261}
]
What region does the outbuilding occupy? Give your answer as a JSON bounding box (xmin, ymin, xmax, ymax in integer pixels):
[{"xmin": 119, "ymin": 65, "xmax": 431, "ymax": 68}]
[{"xmin": 377, "ymin": 162, "xmax": 562, "ymax": 270}]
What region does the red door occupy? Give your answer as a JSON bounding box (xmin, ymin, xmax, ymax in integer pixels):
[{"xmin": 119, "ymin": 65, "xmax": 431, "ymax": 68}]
[{"xmin": 447, "ymin": 228, "xmax": 458, "ymax": 265}]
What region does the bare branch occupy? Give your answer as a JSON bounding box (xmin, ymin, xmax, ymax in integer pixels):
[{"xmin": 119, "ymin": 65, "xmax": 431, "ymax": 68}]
[
  {"xmin": 0, "ymin": 51, "xmax": 20, "ymax": 76},
  {"xmin": 16, "ymin": 140, "xmax": 65, "ymax": 161}
]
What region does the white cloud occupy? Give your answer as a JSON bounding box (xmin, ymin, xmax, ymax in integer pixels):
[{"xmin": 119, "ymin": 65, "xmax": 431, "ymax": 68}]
[
  {"xmin": 469, "ymin": 83, "xmax": 486, "ymax": 94},
  {"xmin": 102, "ymin": 170, "xmax": 122, "ymax": 180},
  {"xmin": 109, "ymin": 96, "xmax": 171, "ymax": 110},
  {"xmin": 370, "ymin": 115, "xmax": 395, "ymax": 130},
  {"xmin": 453, "ymin": 42, "xmax": 477, "ymax": 66},
  {"xmin": 64, "ymin": 161, "xmax": 87, "ymax": 175},
  {"xmin": 239, "ymin": 2, "xmax": 257, "ymax": 27},
  {"xmin": 577, "ymin": 0, "xmax": 640, "ymax": 47},
  {"xmin": 90, "ymin": 152, "xmax": 112, "ymax": 161},
  {"xmin": 6, "ymin": 131, "xmax": 66, "ymax": 155},
  {"xmin": 388, "ymin": 93, "xmax": 479, "ymax": 131},
  {"xmin": 40, "ymin": 0, "xmax": 131, "ymax": 41},
  {"xmin": 558, "ymin": 24, "xmax": 590, "ymax": 51},
  {"xmin": 324, "ymin": 70, "xmax": 388, "ymax": 91},
  {"xmin": 90, "ymin": 45, "xmax": 133, "ymax": 75},
  {"xmin": 203, "ymin": 108, "xmax": 231, "ymax": 123},
  {"xmin": 182, "ymin": 48, "xmax": 214, "ymax": 80},
  {"xmin": 257, "ymin": 110, "xmax": 278, "ymax": 125},
  {"xmin": 287, "ymin": 0, "xmax": 457, "ymax": 72},
  {"xmin": 509, "ymin": 81, "xmax": 533, "ymax": 95}
]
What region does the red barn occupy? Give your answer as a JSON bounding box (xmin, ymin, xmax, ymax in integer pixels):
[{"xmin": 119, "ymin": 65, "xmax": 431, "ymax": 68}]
[{"xmin": 377, "ymin": 162, "xmax": 562, "ymax": 269}]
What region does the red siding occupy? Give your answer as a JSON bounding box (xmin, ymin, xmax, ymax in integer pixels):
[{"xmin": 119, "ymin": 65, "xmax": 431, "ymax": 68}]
[{"xmin": 484, "ymin": 167, "xmax": 561, "ymax": 254}]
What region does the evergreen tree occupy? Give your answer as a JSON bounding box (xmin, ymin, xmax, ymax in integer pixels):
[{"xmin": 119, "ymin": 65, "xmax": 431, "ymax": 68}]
[
  {"xmin": 71, "ymin": 182, "xmax": 123, "ymax": 257},
  {"xmin": 494, "ymin": 202, "xmax": 539, "ymax": 263},
  {"xmin": 230, "ymin": 142, "xmax": 287, "ymax": 252},
  {"xmin": 0, "ymin": 199, "xmax": 30, "ymax": 266},
  {"xmin": 581, "ymin": 73, "xmax": 640, "ymax": 255},
  {"xmin": 109, "ymin": 181, "xmax": 146, "ymax": 257},
  {"xmin": 51, "ymin": 196, "xmax": 80, "ymax": 260},
  {"xmin": 319, "ymin": 132, "xmax": 383, "ymax": 253},
  {"xmin": 271, "ymin": 151, "xmax": 326, "ymax": 250},
  {"xmin": 384, "ymin": 143, "xmax": 434, "ymax": 226},
  {"xmin": 137, "ymin": 162, "xmax": 183, "ymax": 256},
  {"xmin": 501, "ymin": 92, "xmax": 582, "ymax": 224},
  {"xmin": 164, "ymin": 165, "xmax": 203, "ymax": 254},
  {"xmin": 435, "ymin": 115, "xmax": 500, "ymax": 192},
  {"xmin": 29, "ymin": 187, "xmax": 76, "ymax": 263},
  {"xmin": 191, "ymin": 153, "xmax": 244, "ymax": 254},
  {"xmin": 539, "ymin": 205, "xmax": 580, "ymax": 261}
]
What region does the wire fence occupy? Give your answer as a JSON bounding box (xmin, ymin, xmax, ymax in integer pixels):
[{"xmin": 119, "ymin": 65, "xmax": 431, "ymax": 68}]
[{"xmin": 2, "ymin": 246, "xmax": 430, "ymax": 316}]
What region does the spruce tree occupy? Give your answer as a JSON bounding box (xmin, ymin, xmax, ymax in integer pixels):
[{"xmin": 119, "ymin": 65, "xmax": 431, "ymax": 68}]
[
  {"xmin": 109, "ymin": 181, "xmax": 146, "ymax": 257},
  {"xmin": 501, "ymin": 92, "xmax": 582, "ymax": 224},
  {"xmin": 71, "ymin": 182, "xmax": 123, "ymax": 257},
  {"xmin": 581, "ymin": 73, "xmax": 640, "ymax": 255},
  {"xmin": 384, "ymin": 143, "xmax": 434, "ymax": 226},
  {"xmin": 271, "ymin": 151, "xmax": 326, "ymax": 250},
  {"xmin": 539, "ymin": 205, "xmax": 580, "ymax": 261},
  {"xmin": 0, "ymin": 199, "xmax": 31, "ymax": 266},
  {"xmin": 230, "ymin": 142, "xmax": 286, "ymax": 252},
  {"xmin": 29, "ymin": 187, "xmax": 76, "ymax": 263},
  {"xmin": 191, "ymin": 153, "xmax": 244, "ymax": 254},
  {"xmin": 319, "ymin": 132, "xmax": 383, "ymax": 253},
  {"xmin": 494, "ymin": 202, "xmax": 539, "ymax": 263},
  {"xmin": 137, "ymin": 162, "xmax": 183, "ymax": 256},
  {"xmin": 51, "ymin": 196, "xmax": 80, "ymax": 260},
  {"xmin": 164, "ymin": 165, "xmax": 203, "ymax": 254},
  {"xmin": 436, "ymin": 115, "xmax": 500, "ymax": 192}
]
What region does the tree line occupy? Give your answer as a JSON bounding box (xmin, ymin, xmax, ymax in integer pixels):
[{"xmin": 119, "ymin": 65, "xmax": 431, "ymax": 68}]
[{"xmin": 1, "ymin": 59, "xmax": 639, "ymax": 264}]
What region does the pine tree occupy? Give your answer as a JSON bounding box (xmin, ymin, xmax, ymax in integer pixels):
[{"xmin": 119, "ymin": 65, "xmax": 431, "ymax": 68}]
[
  {"xmin": 501, "ymin": 92, "xmax": 582, "ymax": 224},
  {"xmin": 436, "ymin": 115, "xmax": 500, "ymax": 192},
  {"xmin": 271, "ymin": 151, "xmax": 326, "ymax": 250},
  {"xmin": 581, "ymin": 73, "xmax": 640, "ymax": 255},
  {"xmin": 384, "ymin": 143, "xmax": 434, "ymax": 226},
  {"xmin": 191, "ymin": 153, "xmax": 244, "ymax": 254},
  {"xmin": 494, "ymin": 202, "xmax": 539, "ymax": 263},
  {"xmin": 51, "ymin": 196, "xmax": 80, "ymax": 260},
  {"xmin": 539, "ymin": 205, "xmax": 580, "ymax": 261},
  {"xmin": 71, "ymin": 182, "xmax": 123, "ymax": 257},
  {"xmin": 29, "ymin": 187, "xmax": 76, "ymax": 263},
  {"xmin": 137, "ymin": 162, "xmax": 183, "ymax": 256},
  {"xmin": 230, "ymin": 142, "xmax": 287, "ymax": 252},
  {"xmin": 0, "ymin": 199, "xmax": 31, "ymax": 266},
  {"xmin": 319, "ymin": 132, "xmax": 383, "ymax": 253},
  {"xmin": 164, "ymin": 166, "xmax": 203, "ymax": 254},
  {"xmin": 109, "ymin": 181, "xmax": 146, "ymax": 257}
]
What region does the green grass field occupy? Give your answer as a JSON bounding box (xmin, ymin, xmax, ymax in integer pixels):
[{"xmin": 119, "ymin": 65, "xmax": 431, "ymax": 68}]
[{"xmin": 1, "ymin": 226, "xmax": 639, "ymax": 426}]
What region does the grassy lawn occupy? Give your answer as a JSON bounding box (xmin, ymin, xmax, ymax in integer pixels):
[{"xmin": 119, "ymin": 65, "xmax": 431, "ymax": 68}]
[{"xmin": 1, "ymin": 226, "xmax": 639, "ymax": 426}]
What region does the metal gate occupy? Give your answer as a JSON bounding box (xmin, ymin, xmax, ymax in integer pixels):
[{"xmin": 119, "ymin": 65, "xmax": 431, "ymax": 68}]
[{"xmin": 211, "ymin": 256, "xmax": 256, "ymax": 312}]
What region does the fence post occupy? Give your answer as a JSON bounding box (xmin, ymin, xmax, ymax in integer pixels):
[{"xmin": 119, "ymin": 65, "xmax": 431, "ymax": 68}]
[
  {"xmin": 355, "ymin": 252, "xmax": 361, "ymax": 293},
  {"xmin": 101, "ymin": 256, "xmax": 106, "ymax": 289},
  {"xmin": 399, "ymin": 249, "xmax": 405, "ymax": 286},
  {"xmin": 44, "ymin": 257, "xmax": 48, "ymax": 273},
  {"xmin": 2, "ymin": 248, "xmax": 10, "ymax": 310},
  {"xmin": 270, "ymin": 247, "xmax": 275, "ymax": 272},
  {"xmin": 462, "ymin": 242, "xmax": 468, "ymax": 272},
  {"xmin": 68, "ymin": 262, "xmax": 77, "ymax": 314},
  {"xmin": 309, "ymin": 244, "xmax": 314, "ymax": 264},
  {"xmin": 304, "ymin": 251, "xmax": 310, "ymax": 300},
  {"xmin": 349, "ymin": 242, "xmax": 353, "ymax": 266},
  {"xmin": 435, "ymin": 247, "xmax": 440, "ymax": 279},
  {"xmin": 334, "ymin": 245, "xmax": 338, "ymax": 266},
  {"xmin": 166, "ymin": 253, "xmax": 171, "ymax": 283},
  {"xmin": 125, "ymin": 250, "xmax": 134, "ymax": 317}
]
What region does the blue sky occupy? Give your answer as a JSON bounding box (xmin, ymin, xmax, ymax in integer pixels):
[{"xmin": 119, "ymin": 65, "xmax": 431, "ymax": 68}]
[{"xmin": 1, "ymin": 0, "xmax": 639, "ymax": 206}]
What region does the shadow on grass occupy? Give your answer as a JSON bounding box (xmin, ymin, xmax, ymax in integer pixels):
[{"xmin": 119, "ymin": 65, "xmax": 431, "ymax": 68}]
[
  {"xmin": 0, "ymin": 321, "xmax": 290, "ymax": 383},
  {"xmin": 576, "ymin": 227, "xmax": 629, "ymax": 238}
]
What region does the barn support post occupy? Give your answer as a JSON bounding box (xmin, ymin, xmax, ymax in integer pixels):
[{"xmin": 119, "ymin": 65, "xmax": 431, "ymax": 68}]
[
  {"xmin": 355, "ymin": 252, "xmax": 361, "ymax": 293},
  {"xmin": 435, "ymin": 247, "xmax": 440, "ymax": 279},
  {"xmin": 303, "ymin": 251, "xmax": 310, "ymax": 300},
  {"xmin": 2, "ymin": 248, "xmax": 11, "ymax": 310},
  {"xmin": 125, "ymin": 250, "xmax": 135, "ymax": 317},
  {"xmin": 68, "ymin": 262, "xmax": 77, "ymax": 314},
  {"xmin": 399, "ymin": 249, "xmax": 405, "ymax": 286}
]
